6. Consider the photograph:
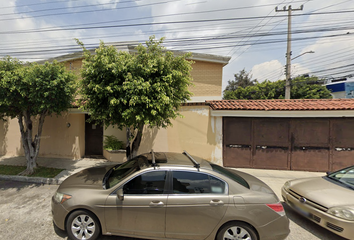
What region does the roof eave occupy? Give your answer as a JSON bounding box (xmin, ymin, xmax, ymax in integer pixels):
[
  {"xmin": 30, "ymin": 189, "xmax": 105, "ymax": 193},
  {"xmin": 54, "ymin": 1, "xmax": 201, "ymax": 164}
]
[{"xmin": 210, "ymin": 109, "xmax": 354, "ymax": 118}]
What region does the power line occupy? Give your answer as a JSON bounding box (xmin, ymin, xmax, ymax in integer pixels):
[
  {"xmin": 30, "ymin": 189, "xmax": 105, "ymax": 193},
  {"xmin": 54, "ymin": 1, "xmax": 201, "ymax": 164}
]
[
  {"xmin": 3, "ymin": 9, "xmax": 354, "ymax": 36},
  {"xmin": 0, "ymin": 0, "xmax": 312, "ymax": 21}
]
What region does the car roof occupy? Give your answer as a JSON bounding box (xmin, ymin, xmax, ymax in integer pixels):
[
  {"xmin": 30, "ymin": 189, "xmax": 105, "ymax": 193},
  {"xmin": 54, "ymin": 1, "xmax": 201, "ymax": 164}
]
[{"xmin": 137, "ymin": 152, "xmax": 213, "ymax": 171}]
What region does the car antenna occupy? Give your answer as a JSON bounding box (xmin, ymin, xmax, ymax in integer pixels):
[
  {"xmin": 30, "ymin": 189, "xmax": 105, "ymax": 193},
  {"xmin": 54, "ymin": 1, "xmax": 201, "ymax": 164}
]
[
  {"xmin": 151, "ymin": 149, "xmax": 157, "ymax": 169},
  {"xmin": 183, "ymin": 150, "xmax": 200, "ymax": 171}
]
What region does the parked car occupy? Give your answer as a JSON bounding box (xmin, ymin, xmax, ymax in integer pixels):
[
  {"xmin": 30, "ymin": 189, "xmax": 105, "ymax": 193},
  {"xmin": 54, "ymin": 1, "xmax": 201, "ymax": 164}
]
[
  {"xmin": 282, "ymin": 165, "xmax": 354, "ymax": 239},
  {"xmin": 52, "ymin": 151, "xmax": 290, "ymax": 240}
]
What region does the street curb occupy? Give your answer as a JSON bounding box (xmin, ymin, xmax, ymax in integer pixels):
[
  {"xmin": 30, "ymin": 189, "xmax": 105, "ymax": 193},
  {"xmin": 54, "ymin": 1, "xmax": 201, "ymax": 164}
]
[{"xmin": 0, "ymin": 174, "xmax": 62, "ymax": 185}]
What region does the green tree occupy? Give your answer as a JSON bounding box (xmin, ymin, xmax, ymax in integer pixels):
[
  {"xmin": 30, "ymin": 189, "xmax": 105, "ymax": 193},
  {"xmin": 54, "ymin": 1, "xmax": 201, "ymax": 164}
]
[
  {"xmin": 77, "ymin": 36, "xmax": 193, "ymax": 159},
  {"xmin": 224, "ymin": 69, "xmax": 257, "ymax": 92},
  {"xmin": 223, "ymin": 76, "xmax": 332, "ymax": 100},
  {"xmin": 0, "ymin": 57, "xmax": 77, "ymax": 175}
]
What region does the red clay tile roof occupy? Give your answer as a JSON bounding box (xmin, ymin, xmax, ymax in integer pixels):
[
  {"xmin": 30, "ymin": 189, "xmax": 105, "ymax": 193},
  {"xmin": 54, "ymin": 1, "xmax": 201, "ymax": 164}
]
[{"xmin": 207, "ymin": 99, "xmax": 354, "ymax": 111}]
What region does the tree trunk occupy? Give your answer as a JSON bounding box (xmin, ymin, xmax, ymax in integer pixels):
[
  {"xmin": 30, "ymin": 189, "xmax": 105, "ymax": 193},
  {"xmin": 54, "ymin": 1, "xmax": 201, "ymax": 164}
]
[
  {"xmin": 126, "ymin": 127, "xmax": 131, "ymax": 160},
  {"xmin": 126, "ymin": 124, "xmax": 144, "ymax": 160},
  {"xmin": 17, "ymin": 111, "xmax": 46, "ymax": 175}
]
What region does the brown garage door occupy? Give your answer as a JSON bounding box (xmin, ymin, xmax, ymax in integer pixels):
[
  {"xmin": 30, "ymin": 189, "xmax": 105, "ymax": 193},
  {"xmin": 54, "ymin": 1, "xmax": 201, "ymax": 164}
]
[
  {"xmin": 253, "ymin": 119, "xmax": 289, "ymax": 170},
  {"xmin": 223, "ymin": 118, "xmax": 252, "ymax": 168},
  {"xmin": 223, "ymin": 117, "xmax": 354, "ymax": 172},
  {"xmin": 290, "ymin": 119, "xmax": 330, "ymax": 171},
  {"xmin": 332, "ymin": 119, "xmax": 354, "ymax": 171}
]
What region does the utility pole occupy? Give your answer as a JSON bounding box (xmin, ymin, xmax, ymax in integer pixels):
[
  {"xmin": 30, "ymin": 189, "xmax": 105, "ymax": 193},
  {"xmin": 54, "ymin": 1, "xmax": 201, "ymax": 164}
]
[{"xmin": 275, "ymin": 5, "xmax": 303, "ymax": 99}]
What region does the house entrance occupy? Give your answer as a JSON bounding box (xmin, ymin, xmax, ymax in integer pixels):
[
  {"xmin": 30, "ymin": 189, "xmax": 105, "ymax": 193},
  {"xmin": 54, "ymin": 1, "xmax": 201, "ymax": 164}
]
[{"xmin": 85, "ymin": 114, "xmax": 103, "ymax": 156}]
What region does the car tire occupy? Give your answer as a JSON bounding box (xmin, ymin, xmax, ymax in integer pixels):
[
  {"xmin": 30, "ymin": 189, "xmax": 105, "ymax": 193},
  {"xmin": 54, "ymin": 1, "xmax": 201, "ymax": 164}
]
[
  {"xmin": 216, "ymin": 222, "xmax": 258, "ymax": 240},
  {"xmin": 66, "ymin": 210, "xmax": 101, "ymax": 240}
]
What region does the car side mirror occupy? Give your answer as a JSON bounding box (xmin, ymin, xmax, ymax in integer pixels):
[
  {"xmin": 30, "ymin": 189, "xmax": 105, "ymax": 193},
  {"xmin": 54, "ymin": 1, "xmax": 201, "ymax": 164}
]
[
  {"xmin": 326, "ymin": 171, "xmax": 331, "ymax": 176},
  {"xmin": 117, "ymin": 188, "xmax": 124, "ymax": 201}
]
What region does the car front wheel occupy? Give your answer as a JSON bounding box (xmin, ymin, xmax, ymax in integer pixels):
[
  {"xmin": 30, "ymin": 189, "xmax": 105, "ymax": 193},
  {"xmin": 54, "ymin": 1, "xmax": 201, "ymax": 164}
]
[
  {"xmin": 216, "ymin": 222, "xmax": 258, "ymax": 240},
  {"xmin": 66, "ymin": 210, "xmax": 100, "ymax": 240}
]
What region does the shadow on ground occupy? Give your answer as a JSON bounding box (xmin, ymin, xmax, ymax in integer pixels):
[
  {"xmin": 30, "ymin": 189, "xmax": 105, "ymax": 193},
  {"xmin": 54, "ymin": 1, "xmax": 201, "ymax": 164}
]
[{"xmin": 0, "ymin": 179, "xmax": 45, "ymax": 191}]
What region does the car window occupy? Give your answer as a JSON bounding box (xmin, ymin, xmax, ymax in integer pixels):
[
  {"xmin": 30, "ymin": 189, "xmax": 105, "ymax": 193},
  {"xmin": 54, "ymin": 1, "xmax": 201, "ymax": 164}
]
[
  {"xmin": 172, "ymin": 171, "xmax": 226, "ymax": 194},
  {"xmin": 123, "ymin": 171, "xmax": 167, "ymax": 194},
  {"xmin": 328, "ymin": 166, "xmax": 354, "ymax": 187},
  {"xmin": 210, "ymin": 163, "xmax": 250, "ymax": 189},
  {"xmin": 105, "ymin": 160, "xmax": 140, "ymax": 189}
]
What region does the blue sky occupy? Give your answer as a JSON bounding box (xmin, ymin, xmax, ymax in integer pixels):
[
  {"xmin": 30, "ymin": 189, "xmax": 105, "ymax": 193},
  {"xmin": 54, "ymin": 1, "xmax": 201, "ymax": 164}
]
[{"xmin": 1, "ymin": 0, "xmax": 354, "ymax": 90}]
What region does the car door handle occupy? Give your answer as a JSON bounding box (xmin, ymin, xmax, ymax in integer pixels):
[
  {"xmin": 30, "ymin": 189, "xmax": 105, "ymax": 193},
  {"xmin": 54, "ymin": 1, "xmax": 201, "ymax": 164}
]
[
  {"xmin": 149, "ymin": 201, "xmax": 165, "ymax": 207},
  {"xmin": 210, "ymin": 199, "xmax": 224, "ymax": 206}
]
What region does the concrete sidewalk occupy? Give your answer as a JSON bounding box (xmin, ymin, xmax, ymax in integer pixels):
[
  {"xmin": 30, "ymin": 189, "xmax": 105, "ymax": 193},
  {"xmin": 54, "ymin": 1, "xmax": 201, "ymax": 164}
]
[
  {"xmin": 0, "ymin": 156, "xmax": 115, "ymax": 184},
  {"xmin": 235, "ymin": 168, "xmax": 325, "ymax": 199}
]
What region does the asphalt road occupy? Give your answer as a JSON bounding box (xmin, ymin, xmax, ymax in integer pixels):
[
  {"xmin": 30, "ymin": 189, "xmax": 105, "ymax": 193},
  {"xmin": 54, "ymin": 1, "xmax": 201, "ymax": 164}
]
[{"xmin": 0, "ymin": 179, "xmax": 348, "ymax": 240}]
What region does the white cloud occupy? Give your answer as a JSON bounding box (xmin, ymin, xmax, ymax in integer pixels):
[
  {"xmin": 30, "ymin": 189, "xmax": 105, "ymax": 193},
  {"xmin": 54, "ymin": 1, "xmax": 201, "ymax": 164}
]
[
  {"xmin": 251, "ymin": 60, "xmax": 284, "ymax": 82},
  {"xmin": 0, "ymin": 2, "xmax": 85, "ymax": 61},
  {"xmin": 67, "ymin": 0, "xmax": 120, "ymax": 9}
]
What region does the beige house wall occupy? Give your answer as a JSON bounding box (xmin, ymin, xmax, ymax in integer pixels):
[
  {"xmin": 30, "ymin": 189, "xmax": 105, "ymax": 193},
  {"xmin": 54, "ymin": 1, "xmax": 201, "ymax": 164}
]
[
  {"xmin": 39, "ymin": 113, "xmax": 85, "ymax": 159},
  {"xmin": 63, "ymin": 59, "xmax": 83, "ymax": 78},
  {"xmin": 189, "ymin": 61, "xmax": 223, "ymax": 99},
  {"xmin": 0, "ymin": 107, "xmax": 223, "ymax": 164},
  {"xmin": 139, "ymin": 105, "xmax": 223, "ymax": 165},
  {"xmin": 0, "ymin": 113, "xmax": 85, "ymax": 159},
  {"xmin": 0, "ymin": 118, "xmax": 23, "ymax": 156},
  {"xmin": 103, "ymin": 126, "xmax": 126, "ymax": 144}
]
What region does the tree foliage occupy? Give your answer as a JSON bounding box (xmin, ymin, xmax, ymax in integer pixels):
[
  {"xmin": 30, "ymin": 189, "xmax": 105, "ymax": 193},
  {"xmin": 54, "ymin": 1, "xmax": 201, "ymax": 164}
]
[
  {"xmin": 223, "ymin": 76, "xmax": 332, "ymax": 100},
  {"xmin": 0, "ymin": 57, "xmax": 77, "ymax": 174},
  {"xmin": 224, "ymin": 69, "xmax": 257, "ymax": 92},
  {"xmin": 78, "ymin": 36, "xmax": 193, "ymax": 158}
]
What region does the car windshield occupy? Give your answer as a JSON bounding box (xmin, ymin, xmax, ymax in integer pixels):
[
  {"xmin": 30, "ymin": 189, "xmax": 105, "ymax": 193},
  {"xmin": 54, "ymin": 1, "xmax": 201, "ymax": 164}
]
[
  {"xmin": 210, "ymin": 163, "xmax": 250, "ymax": 189},
  {"xmin": 327, "ymin": 166, "xmax": 354, "ymax": 189},
  {"xmin": 104, "ymin": 159, "xmax": 140, "ymax": 189}
]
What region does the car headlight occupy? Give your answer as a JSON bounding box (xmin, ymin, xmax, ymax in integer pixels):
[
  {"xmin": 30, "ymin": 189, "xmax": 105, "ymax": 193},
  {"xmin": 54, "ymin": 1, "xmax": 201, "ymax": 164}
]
[
  {"xmin": 283, "ymin": 181, "xmax": 291, "ymax": 191},
  {"xmin": 53, "ymin": 192, "xmax": 72, "ymax": 204},
  {"xmin": 327, "ymin": 206, "xmax": 354, "ymax": 221}
]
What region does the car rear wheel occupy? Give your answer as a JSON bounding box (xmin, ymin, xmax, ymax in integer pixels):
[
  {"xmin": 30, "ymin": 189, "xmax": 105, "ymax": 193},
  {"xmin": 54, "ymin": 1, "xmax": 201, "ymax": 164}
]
[
  {"xmin": 66, "ymin": 210, "xmax": 100, "ymax": 240},
  {"xmin": 216, "ymin": 222, "xmax": 258, "ymax": 240}
]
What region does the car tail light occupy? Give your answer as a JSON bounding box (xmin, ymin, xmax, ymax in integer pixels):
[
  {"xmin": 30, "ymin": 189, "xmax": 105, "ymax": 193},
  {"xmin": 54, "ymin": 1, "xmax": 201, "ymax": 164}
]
[{"xmin": 266, "ymin": 203, "xmax": 285, "ymax": 215}]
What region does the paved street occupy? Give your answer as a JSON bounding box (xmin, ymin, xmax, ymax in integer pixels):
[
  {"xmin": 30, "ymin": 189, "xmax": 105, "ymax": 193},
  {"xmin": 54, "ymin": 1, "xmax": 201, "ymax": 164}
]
[{"xmin": 0, "ymin": 170, "xmax": 348, "ymax": 240}]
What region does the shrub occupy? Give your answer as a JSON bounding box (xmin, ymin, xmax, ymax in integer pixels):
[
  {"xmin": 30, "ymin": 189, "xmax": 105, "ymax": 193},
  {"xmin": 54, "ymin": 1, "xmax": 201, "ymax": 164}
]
[{"xmin": 103, "ymin": 135, "xmax": 124, "ymax": 151}]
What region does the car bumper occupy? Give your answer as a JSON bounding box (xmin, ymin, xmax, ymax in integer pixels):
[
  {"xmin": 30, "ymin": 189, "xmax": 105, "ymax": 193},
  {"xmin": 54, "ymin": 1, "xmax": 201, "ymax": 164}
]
[
  {"xmin": 282, "ymin": 187, "xmax": 354, "ymax": 239},
  {"xmin": 258, "ymin": 214, "xmax": 290, "ymax": 240},
  {"xmin": 51, "ymin": 196, "xmax": 69, "ymax": 231}
]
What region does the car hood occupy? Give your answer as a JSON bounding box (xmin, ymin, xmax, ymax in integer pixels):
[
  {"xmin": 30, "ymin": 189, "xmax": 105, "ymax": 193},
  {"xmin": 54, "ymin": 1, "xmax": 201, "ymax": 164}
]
[
  {"xmin": 290, "ymin": 177, "xmax": 354, "ymax": 208},
  {"xmin": 59, "ymin": 164, "xmax": 115, "ymax": 190}
]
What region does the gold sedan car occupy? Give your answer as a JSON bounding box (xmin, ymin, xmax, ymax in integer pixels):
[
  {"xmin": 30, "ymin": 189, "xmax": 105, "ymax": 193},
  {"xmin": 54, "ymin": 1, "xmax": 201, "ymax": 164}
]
[
  {"xmin": 52, "ymin": 151, "xmax": 290, "ymax": 240},
  {"xmin": 282, "ymin": 165, "xmax": 354, "ymax": 239}
]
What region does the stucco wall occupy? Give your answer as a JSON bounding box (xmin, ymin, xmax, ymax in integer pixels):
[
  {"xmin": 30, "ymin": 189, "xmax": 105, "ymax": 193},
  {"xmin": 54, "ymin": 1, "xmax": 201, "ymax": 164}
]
[
  {"xmin": 103, "ymin": 126, "xmax": 126, "ymax": 145},
  {"xmin": 0, "ymin": 113, "xmax": 85, "ymax": 159},
  {"xmin": 0, "ymin": 118, "xmax": 23, "ymax": 156},
  {"xmin": 140, "ymin": 105, "xmax": 223, "ymax": 165},
  {"xmin": 39, "ymin": 113, "xmax": 85, "ymax": 159},
  {"xmin": 189, "ymin": 60, "xmax": 223, "ymax": 99},
  {"xmin": 100, "ymin": 105, "xmax": 224, "ymax": 165},
  {"xmin": 1, "ymin": 107, "xmax": 223, "ymax": 165}
]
